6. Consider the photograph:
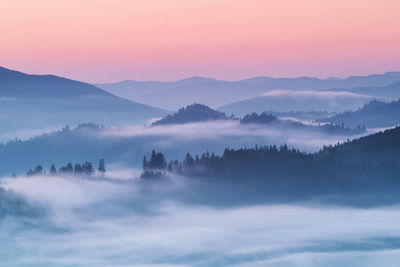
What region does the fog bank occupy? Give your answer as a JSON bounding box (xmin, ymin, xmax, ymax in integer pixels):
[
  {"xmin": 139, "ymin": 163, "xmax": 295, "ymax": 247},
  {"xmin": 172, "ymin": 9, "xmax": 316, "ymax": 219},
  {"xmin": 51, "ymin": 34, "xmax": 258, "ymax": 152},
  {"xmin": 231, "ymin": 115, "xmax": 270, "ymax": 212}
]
[{"xmin": 1, "ymin": 175, "xmax": 400, "ymax": 266}]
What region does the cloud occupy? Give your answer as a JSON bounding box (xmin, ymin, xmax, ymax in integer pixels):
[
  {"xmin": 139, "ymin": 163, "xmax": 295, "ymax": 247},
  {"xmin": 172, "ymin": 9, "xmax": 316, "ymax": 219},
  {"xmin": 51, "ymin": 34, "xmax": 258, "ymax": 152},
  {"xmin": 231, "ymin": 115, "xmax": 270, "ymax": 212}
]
[
  {"xmin": 0, "ymin": 175, "xmax": 133, "ymax": 210},
  {"xmin": 102, "ymin": 120, "xmax": 365, "ymax": 152},
  {"xmin": 260, "ymin": 90, "xmax": 373, "ymax": 99},
  {"xmin": 104, "ymin": 163, "xmax": 142, "ymax": 180},
  {"xmin": 1, "ymin": 175, "xmax": 400, "ymax": 266}
]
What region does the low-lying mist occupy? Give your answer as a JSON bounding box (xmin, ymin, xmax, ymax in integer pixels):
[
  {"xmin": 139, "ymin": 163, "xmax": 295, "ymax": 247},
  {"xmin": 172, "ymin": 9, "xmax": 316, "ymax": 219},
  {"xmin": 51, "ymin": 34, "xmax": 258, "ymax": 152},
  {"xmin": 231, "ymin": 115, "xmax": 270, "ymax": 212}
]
[
  {"xmin": 101, "ymin": 120, "xmax": 369, "ymax": 152},
  {"xmin": 0, "ymin": 120, "xmax": 374, "ymax": 176},
  {"xmin": 1, "ymin": 174, "xmax": 400, "ymax": 266}
]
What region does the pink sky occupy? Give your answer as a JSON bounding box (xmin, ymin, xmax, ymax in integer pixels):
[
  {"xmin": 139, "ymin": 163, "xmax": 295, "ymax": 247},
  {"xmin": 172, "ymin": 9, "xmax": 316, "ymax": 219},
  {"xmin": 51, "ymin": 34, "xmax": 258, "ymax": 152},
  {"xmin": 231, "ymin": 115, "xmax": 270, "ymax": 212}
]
[{"xmin": 0, "ymin": 0, "xmax": 399, "ymax": 83}]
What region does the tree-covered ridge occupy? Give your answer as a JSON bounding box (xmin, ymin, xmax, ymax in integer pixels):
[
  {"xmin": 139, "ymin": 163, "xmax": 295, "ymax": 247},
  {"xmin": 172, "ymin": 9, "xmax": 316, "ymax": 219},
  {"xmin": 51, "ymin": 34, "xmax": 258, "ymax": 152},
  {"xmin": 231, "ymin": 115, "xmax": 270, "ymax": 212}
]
[
  {"xmin": 318, "ymin": 99, "xmax": 400, "ymax": 127},
  {"xmin": 152, "ymin": 103, "xmax": 231, "ymax": 125},
  {"xmin": 241, "ymin": 112, "xmax": 366, "ymax": 135},
  {"xmin": 265, "ymin": 110, "xmax": 334, "ymax": 121},
  {"xmin": 141, "ymin": 126, "xmax": 400, "ymax": 197},
  {"xmin": 240, "ymin": 112, "xmax": 277, "ymax": 124},
  {"xmin": 152, "ymin": 103, "xmax": 365, "ymax": 135}
]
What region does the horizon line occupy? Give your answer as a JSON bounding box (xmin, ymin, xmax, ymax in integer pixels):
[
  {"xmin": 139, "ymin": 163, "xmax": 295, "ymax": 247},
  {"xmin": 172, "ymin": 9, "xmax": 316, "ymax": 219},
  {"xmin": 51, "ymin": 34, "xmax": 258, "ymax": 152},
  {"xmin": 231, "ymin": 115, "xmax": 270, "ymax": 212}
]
[{"xmin": 1, "ymin": 65, "xmax": 400, "ymax": 85}]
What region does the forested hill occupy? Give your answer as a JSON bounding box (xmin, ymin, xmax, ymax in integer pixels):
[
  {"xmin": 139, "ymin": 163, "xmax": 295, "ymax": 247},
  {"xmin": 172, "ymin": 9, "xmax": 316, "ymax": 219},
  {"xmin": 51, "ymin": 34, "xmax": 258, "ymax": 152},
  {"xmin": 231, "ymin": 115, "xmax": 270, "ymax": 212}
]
[
  {"xmin": 152, "ymin": 103, "xmax": 230, "ymax": 125},
  {"xmin": 240, "ymin": 112, "xmax": 366, "ymax": 135},
  {"xmin": 152, "ymin": 104, "xmax": 365, "ymax": 135},
  {"xmin": 318, "ymin": 99, "xmax": 400, "ymax": 128},
  {"xmin": 316, "ymin": 126, "xmax": 400, "ymax": 164},
  {"xmin": 142, "ymin": 126, "xmax": 400, "ymax": 201}
]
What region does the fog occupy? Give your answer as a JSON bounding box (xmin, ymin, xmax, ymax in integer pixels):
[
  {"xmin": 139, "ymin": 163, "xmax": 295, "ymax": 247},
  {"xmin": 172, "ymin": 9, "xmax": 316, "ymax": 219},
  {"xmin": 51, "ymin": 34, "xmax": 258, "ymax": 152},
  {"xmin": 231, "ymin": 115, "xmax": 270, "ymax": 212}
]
[
  {"xmin": 1, "ymin": 175, "xmax": 400, "ymax": 266},
  {"xmin": 0, "ymin": 119, "xmax": 376, "ymax": 177},
  {"xmin": 101, "ymin": 120, "xmax": 367, "ymax": 152},
  {"xmin": 260, "ymin": 90, "xmax": 372, "ymax": 100},
  {"xmin": 219, "ymin": 90, "xmax": 375, "ymax": 115}
]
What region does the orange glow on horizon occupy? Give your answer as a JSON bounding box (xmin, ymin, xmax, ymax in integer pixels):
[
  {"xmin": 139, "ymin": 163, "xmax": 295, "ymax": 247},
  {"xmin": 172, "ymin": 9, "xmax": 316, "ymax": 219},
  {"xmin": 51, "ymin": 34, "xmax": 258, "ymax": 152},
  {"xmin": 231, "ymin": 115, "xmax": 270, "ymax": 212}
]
[{"xmin": 0, "ymin": 0, "xmax": 399, "ymax": 82}]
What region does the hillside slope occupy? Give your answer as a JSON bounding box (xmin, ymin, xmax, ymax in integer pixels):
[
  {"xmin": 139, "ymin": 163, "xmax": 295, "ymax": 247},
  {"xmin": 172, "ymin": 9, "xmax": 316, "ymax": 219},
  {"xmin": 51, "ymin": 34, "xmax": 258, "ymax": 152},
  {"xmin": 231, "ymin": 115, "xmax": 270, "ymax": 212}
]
[
  {"xmin": 325, "ymin": 81, "xmax": 400, "ymax": 100},
  {"xmin": 0, "ymin": 66, "xmax": 168, "ymax": 134},
  {"xmin": 152, "ymin": 103, "xmax": 230, "ymax": 125},
  {"xmin": 318, "ymin": 99, "xmax": 400, "ymax": 128},
  {"xmin": 218, "ymin": 90, "xmax": 373, "ymax": 115}
]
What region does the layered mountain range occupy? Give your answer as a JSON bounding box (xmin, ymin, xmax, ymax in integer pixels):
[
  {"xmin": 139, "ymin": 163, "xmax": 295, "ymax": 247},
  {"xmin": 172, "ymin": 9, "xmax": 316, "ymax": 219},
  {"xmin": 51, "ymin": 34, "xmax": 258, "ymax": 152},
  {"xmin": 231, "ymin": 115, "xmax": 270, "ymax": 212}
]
[{"xmin": 0, "ymin": 66, "xmax": 168, "ymax": 135}]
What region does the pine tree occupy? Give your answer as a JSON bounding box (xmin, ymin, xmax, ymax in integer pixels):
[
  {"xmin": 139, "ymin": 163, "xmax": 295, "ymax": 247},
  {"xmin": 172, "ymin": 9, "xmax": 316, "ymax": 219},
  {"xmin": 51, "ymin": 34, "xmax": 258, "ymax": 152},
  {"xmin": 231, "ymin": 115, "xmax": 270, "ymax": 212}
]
[
  {"xmin": 74, "ymin": 164, "xmax": 82, "ymax": 174},
  {"xmin": 66, "ymin": 162, "xmax": 73, "ymax": 173},
  {"xmin": 142, "ymin": 156, "xmax": 148, "ymax": 170},
  {"xmin": 50, "ymin": 164, "xmax": 57, "ymax": 175},
  {"xmin": 34, "ymin": 165, "xmax": 43, "ymax": 175},
  {"xmin": 98, "ymin": 158, "xmax": 106, "ymax": 174}
]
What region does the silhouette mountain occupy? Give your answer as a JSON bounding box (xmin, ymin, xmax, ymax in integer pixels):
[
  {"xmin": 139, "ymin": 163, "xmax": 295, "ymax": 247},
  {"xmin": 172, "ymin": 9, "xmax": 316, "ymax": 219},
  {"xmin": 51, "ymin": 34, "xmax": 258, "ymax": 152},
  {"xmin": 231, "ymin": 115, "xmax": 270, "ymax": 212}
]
[
  {"xmin": 152, "ymin": 104, "xmax": 365, "ymax": 135},
  {"xmin": 324, "ymin": 80, "xmax": 400, "ymax": 100},
  {"xmin": 96, "ymin": 72, "xmax": 400, "ymax": 109},
  {"xmin": 240, "ymin": 112, "xmax": 365, "ymax": 135},
  {"xmin": 0, "ymin": 66, "xmax": 168, "ymax": 134},
  {"xmin": 0, "ymin": 66, "xmax": 117, "ymax": 98},
  {"xmin": 318, "ymin": 99, "xmax": 400, "ymax": 128},
  {"xmin": 218, "ymin": 90, "xmax": 373, "ymax": 115},
  {"xmin": 152, "ymin": 103, "xmax": 230, "ymax": 125}
]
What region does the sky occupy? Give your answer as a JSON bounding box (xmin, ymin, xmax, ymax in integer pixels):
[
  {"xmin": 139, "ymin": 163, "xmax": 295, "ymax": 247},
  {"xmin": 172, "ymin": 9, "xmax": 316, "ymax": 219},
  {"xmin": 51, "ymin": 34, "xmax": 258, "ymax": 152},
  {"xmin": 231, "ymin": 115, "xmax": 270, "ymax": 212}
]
[{"xmin": 0, "ymin": 0, "xmax": 399, "ymax": 83}]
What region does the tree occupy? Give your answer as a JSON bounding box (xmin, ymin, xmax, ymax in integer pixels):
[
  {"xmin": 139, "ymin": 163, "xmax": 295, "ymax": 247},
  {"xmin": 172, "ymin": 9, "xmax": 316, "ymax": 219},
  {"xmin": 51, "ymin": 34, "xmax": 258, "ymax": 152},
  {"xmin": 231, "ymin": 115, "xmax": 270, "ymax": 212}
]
[
  {"xmin": 142, "ymin": 156, "xmax": 148, "ymax": 169},
  {"xmin": 66, "ymin": 162, "xmax": 73, "ymax": 172},
  {"xmin": 59, "ymin": 162, "xmax": 73, "ymax": 174},
  {"xmin": 98, "ymin": 158, "xmax": 106, "ymax": 174},
  {"xmin": 27, "ymin": 165, "xmax": 43, "ymax": 176},
  {"xmin": 82, "ymin": 161, "xmax": 94, "ymax": 176},
  {"xmin": 183, "ymin": 153, "xmax": 194, "ymax": 168},
  {"xmin": 74, "ymin": 163, "xmax": 82, "ymax": 174},
  {"xmin": 34, "ymin": 165, "xmax": 43, "ymax": 174},
  {"xmin": 147, "ymin": 150, "xmax": 167, "ymax": 170},
  {"xmin": 49, "ymin": 164, "xmax": 57, "ymax": 175}
]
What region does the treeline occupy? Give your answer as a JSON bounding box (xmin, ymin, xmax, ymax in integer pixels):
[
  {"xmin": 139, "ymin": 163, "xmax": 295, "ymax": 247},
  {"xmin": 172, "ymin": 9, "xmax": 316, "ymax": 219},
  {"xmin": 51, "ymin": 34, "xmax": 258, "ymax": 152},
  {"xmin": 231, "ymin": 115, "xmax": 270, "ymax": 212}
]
[
  {"xmin": 26, "ymin": 158, "xmax": 105, "ymax": 177},
  {"xmin": 142, "ymin": 145, "xmax": 310, "ymax": 182},
  {"xmin": 151, "ymin": 103, "xmax": 366, "ymax": 135},
  {"xmin": 241, "ymin": 112, "xmax": 366, "ymax": 135},
  {"xmin": 141, "ymin": 126, "xmax": 400, "ymax": 197},
  {"xmin": 317, "ymin": 99, "xmax": 400, "ymax": 128},
  {"xmin": 141, "ymin": 151, "xmax": 167, "ymax": 179}
]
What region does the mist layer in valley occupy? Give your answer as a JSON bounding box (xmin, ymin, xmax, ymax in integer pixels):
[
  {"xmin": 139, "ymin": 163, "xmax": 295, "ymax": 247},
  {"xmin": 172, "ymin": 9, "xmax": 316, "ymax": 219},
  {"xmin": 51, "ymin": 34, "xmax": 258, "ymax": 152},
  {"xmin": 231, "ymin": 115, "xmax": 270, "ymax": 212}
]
[
  {"xmin": 1, "ymin": 67, "xmax": 400, "ymax": 267},
  {"xmin": 1, "ymin": 173, "xmax": 400, "ymax": 266},
  {"xmin": 0, "ymin": 119, "xmax": 372, "ymax": 177}
]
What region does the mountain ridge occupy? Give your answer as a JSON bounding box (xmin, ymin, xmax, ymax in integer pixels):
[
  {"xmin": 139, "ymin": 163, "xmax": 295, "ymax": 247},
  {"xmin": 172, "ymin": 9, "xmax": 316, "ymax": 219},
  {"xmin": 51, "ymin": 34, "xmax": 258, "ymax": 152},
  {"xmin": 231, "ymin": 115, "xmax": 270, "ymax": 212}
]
[
  {"xmin": 0, "ymin": 66, "xmax": 117, "ymax": 99},
  {"xmin": 318, "ymin": 99, "xmax": 400, "ymax": 128},
  {"xmin": 0, "ymin": 66, "xmax": 169, "ymax": 134},
  {"xmin": 324, "ymin": 81, "xmax": 400, "ymax": 100},
  {"xmin": 95, "ymin": 71, "xmax": 400, "ymax": 110}
]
